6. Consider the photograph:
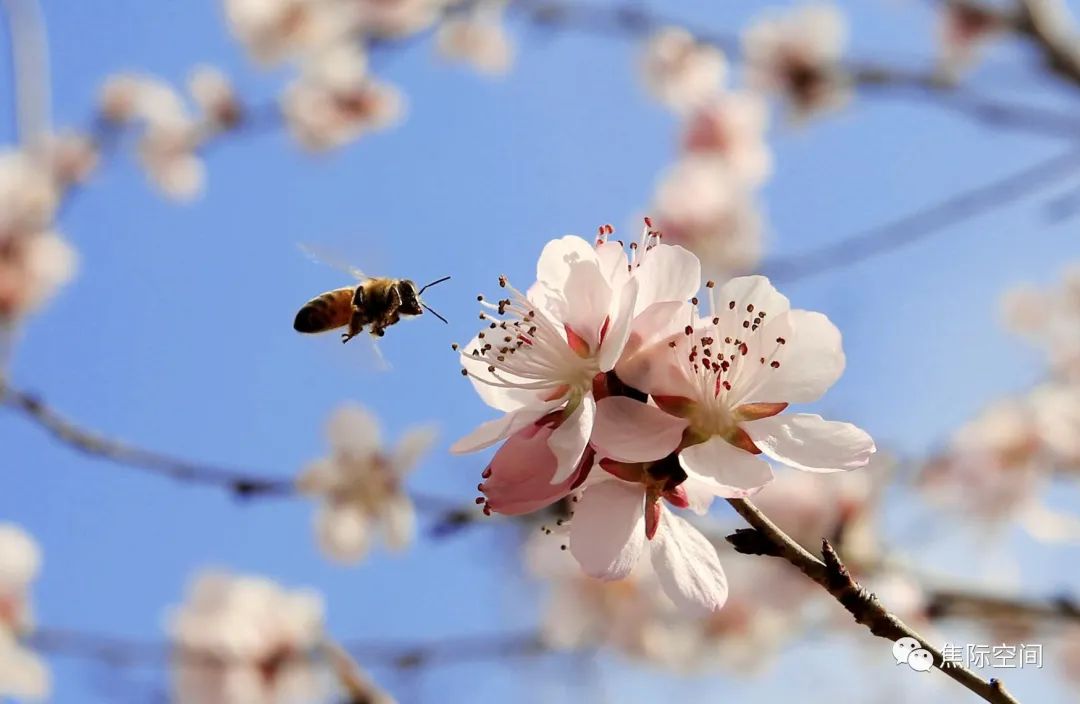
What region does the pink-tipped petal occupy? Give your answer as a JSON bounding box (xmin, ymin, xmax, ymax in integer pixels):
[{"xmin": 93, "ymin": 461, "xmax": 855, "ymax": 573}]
[
  {"xmin": 570, "ymin": 480, "xmax": 646, "ymax": 580},
  {"xmin": 450, "ymin": 403, "xmax": 558, "ymax": 454},
  {"xmin": 597, "ymin": 277, "xmax": 639, "ymax": 372},
  {"xmin": 743, "ymin": 413, "xmax": 876, "ymax": 473},
  {"xmin": 480, "ymin": 420, "xmax": 590, "ymax": 515},
  {"xmin": 591, "ymin": 396, "xmax": 688, "ymax": 463},
  {"xmin": 548, "ymin": 396, "xmax": 596, "ymax": 484}
]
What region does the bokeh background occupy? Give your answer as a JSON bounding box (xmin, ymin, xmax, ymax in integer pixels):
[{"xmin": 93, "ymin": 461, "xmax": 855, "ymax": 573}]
[{"xmin": 2, "ymin": 0, "xmax": 1080, "ymax": 701}]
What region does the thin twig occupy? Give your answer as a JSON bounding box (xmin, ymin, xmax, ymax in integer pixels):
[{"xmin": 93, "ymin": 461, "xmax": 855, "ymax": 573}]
[
  {"xmin": 726, "ymin": 498, "xmax": 1022, "ymax": 704},
  {"xmin": 762, "ymin": 146, "xmax": 1080, "ymax": 283},
  {"xmin": 0, "ymin": 377, "xmax": 294, "ymax": 497},
  {"xmin": 927, "ymin": 588, "xmax": 1080, "ymax": 625},
  {"xmin": 513, "ymin": 0, "xmax": 1080, "ymax": 141},
  {"xmin": 0, "ymin": 378, "xmax": 473, "ymax": 525},
  {"xmin": 28, "ymin": 627, "xmax": 547, "ymax": 671}
]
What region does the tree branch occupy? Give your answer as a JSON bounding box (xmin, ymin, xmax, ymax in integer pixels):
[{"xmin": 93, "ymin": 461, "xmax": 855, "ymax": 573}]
[
  {"xmin": 725, "ymin": 498, "xmax": 1022, "ymax": 704},
  {"xmin": 28, "ymin": 627, "xmax": 547, "ymax": 671},
  {"xmin": 762, "ymin": 146, "xmax": 1080, "ymax": 283},
  {"xmin": 0, "ymin": 377, "xmax": 471, "ymax": 525}
]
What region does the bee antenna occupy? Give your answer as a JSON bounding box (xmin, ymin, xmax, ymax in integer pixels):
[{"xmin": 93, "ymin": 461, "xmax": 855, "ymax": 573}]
[
  {"xmin": 418, "ymin": 275, "xmax": 451, "ymax": 295},
  {"xmin": 421, "ymin": 303, "xmax": 449, "ymax": 324}
]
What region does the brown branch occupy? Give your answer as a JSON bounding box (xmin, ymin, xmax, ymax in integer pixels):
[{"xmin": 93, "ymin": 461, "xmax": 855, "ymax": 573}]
[
  {"xmin": 0, "ymin": 376, "xmax": 294, "ymax": 497},
  {"xmin": 28, "ymin": 627, "xmax": 547, "ymax": 671},
  {"xmin": 927, "ymin": 588, "xmax": 1080, "ymax": 625},
  {"xmin": 762, "ymin": 146, "xmax": 1080, "ymax": 283},
  {"xmin": 513, "ymin": 0, "xmax": 1080, "ymax": 141},
  {"xmin": 725, "ymin": 498, "xmax": 1023, "ymax": 704},
  {"xmin": 1015, "ymin": 0, "xmax": 1080, "ymax": 85},
  {"xmin": 0, "ymin": 377, "xmax": 472, "ymax": 526}
]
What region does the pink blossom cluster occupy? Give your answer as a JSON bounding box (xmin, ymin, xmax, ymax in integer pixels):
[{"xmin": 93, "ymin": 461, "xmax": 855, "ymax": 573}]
[
  {"xmin": 640, "ymin": 28, "xmax": 770, "ymax": 281},
  {"xmin": 637, "ymin": 5, "xmax": 852, "ymax": 281},
  {"xmin": 916, "ymin": 267, "xmax": 1080, "ymax": 537},
  {"xmin": 0, "ymin": 524, "xmax": 48, "ymax": 700},
  {"xmin": 98, "ymin": 69, "xmax": 241, "ymax": 200},
  {"xmin": 223, "ymin": 0, "xmax": 514, "ymax": 151},
  {"xmin": 167, "ymin": 571, "xmax": 328, "ymax": 704},
  {"xmin": 452, "ymin": 225, "xmax": 875, "ymax": 612},
  {"xmin": 0, "ymin": 139, "xmax": 92, "ymax": 326}
]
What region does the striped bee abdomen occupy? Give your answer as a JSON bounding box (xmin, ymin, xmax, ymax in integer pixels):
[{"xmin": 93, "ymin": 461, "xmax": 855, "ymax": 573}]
[{"xmin": 293, "ymin": 286, "xmax": 355, "ymax": 333}]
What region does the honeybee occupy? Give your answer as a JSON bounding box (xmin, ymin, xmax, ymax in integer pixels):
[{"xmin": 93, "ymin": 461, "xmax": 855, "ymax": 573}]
[{"xmin": 293, "ymin": 248, "xmax": 450, "ymax": 343}]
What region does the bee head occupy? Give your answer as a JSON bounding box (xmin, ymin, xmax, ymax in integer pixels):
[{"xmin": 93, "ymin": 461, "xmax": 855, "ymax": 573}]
[{"xmin": 397, "ymin": 280, "xmax": 424, "ymax": 316}]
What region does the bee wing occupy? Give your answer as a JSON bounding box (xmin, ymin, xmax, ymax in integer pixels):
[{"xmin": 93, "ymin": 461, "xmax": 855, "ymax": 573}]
[
  {"xmin": 364, "ymin": 334, "xmax": 392, "ymax": 372},
  {"xmin": 297, "ymin": 243, "xmax": 369, "ymax": 281}
]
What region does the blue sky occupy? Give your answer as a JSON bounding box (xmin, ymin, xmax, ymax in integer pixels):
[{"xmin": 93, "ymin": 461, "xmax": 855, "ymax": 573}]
[{"xmin": 3, "ymin": 0, "xmax": 1080, "ymax": 702}]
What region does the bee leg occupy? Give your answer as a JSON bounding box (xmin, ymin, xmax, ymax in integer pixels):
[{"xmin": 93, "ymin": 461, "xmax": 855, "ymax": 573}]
[{"xmin": 341, "ymin": 332, "xmax": 354, "ymax": 344}]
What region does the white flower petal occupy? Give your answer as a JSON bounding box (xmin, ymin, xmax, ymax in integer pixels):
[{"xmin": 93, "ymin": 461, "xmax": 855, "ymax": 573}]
[
  {"xmin": 650, "ymin": 509, "xmax": 728, "ymax": 613},
  {"xmin": 450, "ymin": 403, "xmax": 558, "ymax": 454},
  {"xmin": 678, "ymin": 435, "xmax": 774, "ymax": 497},
  {"xmin": 392, "ymin": 425, "xmax": 438, "ymax": 475},
  {"xmin": 591, "ymin": 396, "xmax": 688, "ymax": 462},
  {"xmin": 744, "ymin": 413, "xmax": 875, "ymax": 472},
  {"xmin": 711, "ymin": 275, "xmax": 789, "ymax": 326},
  {"xmin": 560, "ymin": 260, "xmax": 613, "ymax": 351},
  {"xmin": 316, "ymin": 505, "xmax": 369, "ymax": 563},
  {"xmin": 570, "ymin": 480, "xmax": 645, "ymax": 580},
  {"xmin": 549, "ymin": 396, "xmax": 596, "ymax": 484},
  {"xmin": 597, "ymin": 277, "xmax": 639, "ymax": 372},
  {"xmin": 595, "ymin": 240, "xmax": 630, "ymax": 293},
  {"xmin": 0, "ymin": 637, "xmax": 50, "ymax": 699},
  {"xmin": 461, "ymin": 334, "xmax": 544, "ymax": 412},
  {"xmin": 327, "ymin": 404, "xmax": 381, "ymax": 457},
  {"xmin": 535, "ymin": 235, "xmax": 599, "ymax": 290},
  {"xmin": 745, "ymin": 310, "xmax": 845, "ymax": 404},
  {"xmin": 679, "ymin": 474, "xmax": 717, "ymax": 515},
  {"xmin": 615, "ymin": 300, "xmax": 696, "ymax": 393},
  {"xmin": 380, "ymin": 495, "xmax": 416, "ymax": 550},
  {"xmin": 633, "ymin": 244, "xmax": 701, "ymax": 314}
]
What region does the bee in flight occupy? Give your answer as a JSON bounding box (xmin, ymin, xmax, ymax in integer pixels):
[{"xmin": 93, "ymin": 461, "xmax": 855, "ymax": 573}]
[{"xmin": 293, "ymin": 248, "xmax": 450, "ymax": 343}]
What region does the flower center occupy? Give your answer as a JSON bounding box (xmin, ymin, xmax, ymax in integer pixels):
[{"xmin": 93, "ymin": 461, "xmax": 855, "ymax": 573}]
[{"xmin": 462, "ymin": 275, "xmax": 601, "ymax": 398}]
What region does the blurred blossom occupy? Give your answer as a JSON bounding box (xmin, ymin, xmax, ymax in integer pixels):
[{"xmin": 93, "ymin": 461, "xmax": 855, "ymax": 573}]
[
  {"xmin": 353, "ymin": 0, "xmax": 449, "ymax": 38},
  {"xmin": 742, "ymin": 3, "xmax": 849, "ymax": 118},
  {"xmin": 918, "ymin": 397, "xmax": 1047, "ymax": 528},
  {"xmin": 1000, "ymin": 265, "xmax": 1080, "ymax": 382},
  {"xmin": 436, "ymin": 7, "xmax": 514, "ymax": 75},
  {"xmin": 99, "ymin": 73, "xmax": 212, "ymax": 200},
  {"xmin": 0, "ymin": 524, "xmax": 48, "ymax": 700},
  {"xmin": 0, "ymin": 523, "xmax": 41, "ymax": 635},
  {"xmin": 0, "ymin": 152, "xmax": 77, "ymax": 325},
  {"xmin": 297, "ymin": 404, "xmax": 435, "ymax": 563},
  {"xmin": 282, "ymin": 44, "xmax": 404, "ymax": 150},
  {"xmin": 640, "ymin": 26, "xmax": 727, "ymax": 113},
  {"xmin": 137, "ymin": 122, "xmax": 206, "ymax": 201},
  {"xmin": 224, "ymin": 0, "xmax": 357, "ymax": 65},
  {"xmin": 651, "ymin": 157, "xmax": 764, "ymax": 278},
  {"xmin": 31, "ymin": 132, "xmax": 99, "ymax": 189},
  {"xmin": 525, "ymin": 527, "xmax": 797, "ymax": 672},
  {"xmin": 168, "ymin": 571, "xmax": 326, "ymax": 704},
  {"xmin": 1061, "ymin": 625, "xmax": 1080, "ymax": 688},
  {"xmin": 680, "ymin": 92, "xmax": 772, "ymax": 187},
  {"xmin": 751, "ymin": 464, "xmax": 877, "ymax": 559},
  {"xmin": 936, "ymin": 3, "xmax": 1004, "ymax": 79},
  {"xmin": 188, "ymin": 66, "xmax": 243, "ymax": 129}
]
